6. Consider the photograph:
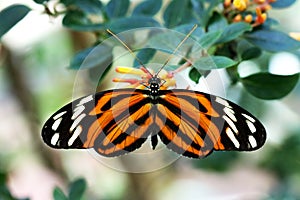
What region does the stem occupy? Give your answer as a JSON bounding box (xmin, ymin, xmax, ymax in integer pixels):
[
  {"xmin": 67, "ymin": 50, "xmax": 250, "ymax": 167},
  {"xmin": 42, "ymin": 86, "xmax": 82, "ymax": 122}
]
[{"xmin": 2, "ymin": 45, "xmax": 68, "ymax": 180}]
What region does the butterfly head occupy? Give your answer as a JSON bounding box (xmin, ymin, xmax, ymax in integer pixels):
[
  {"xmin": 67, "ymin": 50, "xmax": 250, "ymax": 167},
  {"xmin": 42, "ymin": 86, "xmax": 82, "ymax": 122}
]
[{"xmin": 148, "ymin": 76, "xmax": 161, "ymax": 97}]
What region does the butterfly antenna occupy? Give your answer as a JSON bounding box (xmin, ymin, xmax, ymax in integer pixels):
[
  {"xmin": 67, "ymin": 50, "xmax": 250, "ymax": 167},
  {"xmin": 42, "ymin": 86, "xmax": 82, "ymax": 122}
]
[
  {"xmin": 106, "ymin": 29, "xmax": 153, "ymax": 76},
  {"xmin": 155, "ymin": 24, "xmax": 198, "ymax": 76}
]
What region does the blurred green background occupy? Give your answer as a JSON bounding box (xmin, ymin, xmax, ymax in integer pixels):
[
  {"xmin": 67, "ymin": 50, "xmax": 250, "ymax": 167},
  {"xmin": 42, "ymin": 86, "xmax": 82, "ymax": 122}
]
[{"xmin": 1, "ymin": 0, "xmax": 300, "ymax": 199}]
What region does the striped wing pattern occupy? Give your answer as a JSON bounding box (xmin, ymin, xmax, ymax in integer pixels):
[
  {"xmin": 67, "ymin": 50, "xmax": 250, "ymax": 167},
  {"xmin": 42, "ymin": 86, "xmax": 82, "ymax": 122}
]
[
  {"xmin": 42, "ymin": 88, "xmax": 266, "ymax": 158},
  {"xmin": 156, "ymin": 89, "xmax": 266, "ymax": 158}
]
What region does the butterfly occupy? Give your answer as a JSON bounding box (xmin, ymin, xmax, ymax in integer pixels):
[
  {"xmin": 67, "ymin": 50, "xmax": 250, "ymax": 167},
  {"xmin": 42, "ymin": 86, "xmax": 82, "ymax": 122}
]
[{"xmin": 41, "ymin": 26, "xmax": 266, "ymax": 159}]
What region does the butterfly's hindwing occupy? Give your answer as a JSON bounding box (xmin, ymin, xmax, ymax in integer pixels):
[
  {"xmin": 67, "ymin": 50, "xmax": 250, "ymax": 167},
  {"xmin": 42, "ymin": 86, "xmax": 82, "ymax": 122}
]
[{"xmin": 153, "ymin": 89, "xmax": 266, "ymax": 158}]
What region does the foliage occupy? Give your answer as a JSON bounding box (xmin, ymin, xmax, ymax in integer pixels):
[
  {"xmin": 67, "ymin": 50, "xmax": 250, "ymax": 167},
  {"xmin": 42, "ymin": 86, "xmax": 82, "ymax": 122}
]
[
  {"xmin": 53, "ymin": 178, "xmax": 87, "ymax": 200},
  {"xmin": 1, "ymin": 0, "xmax": 299, "ymax": 100}
]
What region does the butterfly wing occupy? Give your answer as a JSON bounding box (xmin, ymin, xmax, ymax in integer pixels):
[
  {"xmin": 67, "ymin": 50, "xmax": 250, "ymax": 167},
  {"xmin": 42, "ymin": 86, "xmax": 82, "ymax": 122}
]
[
  {"xmin": 42, "ymin": 88, "xmax": 154, "ymax": 157},
  {"xmin": 155, "ymin": 89, "xmax": 266, "ymax": 158}
]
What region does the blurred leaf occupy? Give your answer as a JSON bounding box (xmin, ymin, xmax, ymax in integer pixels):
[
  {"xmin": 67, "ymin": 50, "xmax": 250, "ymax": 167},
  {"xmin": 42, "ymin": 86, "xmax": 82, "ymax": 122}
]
[
  {"xmin": 240, "ymin": 47, "xmax": 262, "ymax": 60},
  {"xmin": 237, "ymin": 40, "xmax": 262, "ymax": 60},
  {"xmin": 53, "ymin": 187, "xmax": 68, "ymax": 200},
  {"xmin": 193, "ymin": 151, "xmax": 239, "ymax": 172},
  {"xmin": 192, "ymin": 0, "xmax": 223, "ymax": 28},
  {"xmin": 271, "ymin": 0, "xmax": 296, "ymax": 8},
  {"xmin": 217, "ymin": 22, "xmax": 252, "ymax": 43},
  {"xmin": 173, "ymin": 24, "xmax": 204, "ymax": 39},
  {"xmin": 0, "ymin": 4, "xmax": 31, "ymax": 38},
  {"xmin": 105, "ymin": 16, "xmax": 161, "ymax": 33},
  {"xmin": 133, "ymin": 48, "xmax": 156, "ymax": 67},
  {"xmin": 198, "ymin": 31, "xmax": 222, "ymax": 48},
  {"xmin": 148, "ymin": 32, "xmax": 194, "ymax": 55},
  {"xmin": 194, "ymin": 56, "xmax": 237, "ymax": 70},
  {"xmin": 241, "ymin": 73, "xmax": 299, "ymax": 100},
  {"xmin": 266, "ymin": 181, "xmax": 300, "ymax": 200},
  {"xmin": 190, "ymin": 0, "xmax": 205, "ymax": 27},
  {"xmin": 132, "ymin": 0, "xmax": 162, "ymax": 16},
  {"xmin": 0, "ymin": 172, "xmax": 6, "ymax": 184},
  {"xmin": 0, "ymin": 186, "xmax": 17, "ymax": 200},
  {"xmin": 189, "ymin": 67, "xmax": 201, "ymax": 83},
  {"xmin": 69, "ymin": 44, "xmax": 113, "ymax": 70},
  {"xmin": 262, "ymin": 17, "xmax": 280, "ymax": 29},
  {"xmin": 163, "ymin": 0, "xmax": 190, "ymax": 28},
  {"xmin": 105, "ymin": 0, "xmax": 129, "ymax": 19},
  {"xmin": 62, "ymin": 10, "xmax": 104, "ymax": 31},
  {"xmin": 33, "ymin": 0, "xmax": 50, "ymax": 4},
  {"xmin": 71, "ymin": 0, "xmax": 102, "ymax": 14},
  {"xmin": 245, "ymin": 30, "xmax": 300, "ymax": 52},
  {"xmin": 61, "ymin": 0, "xmax": 103, "ymax": 30},
  {"xmin": 261, "ymin": 132, "xmax": 300, "ymax": 178},
  {"xmin": 68, "ymin": 178, "xmax": 87, "ymax": 200},
  {"xmin": 207, "ymin": 12, "xmax": 228, "ymax": 32}
]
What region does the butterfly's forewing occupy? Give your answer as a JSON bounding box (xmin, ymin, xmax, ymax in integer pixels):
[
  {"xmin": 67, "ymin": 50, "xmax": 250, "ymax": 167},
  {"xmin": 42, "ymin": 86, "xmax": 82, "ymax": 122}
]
[
  {"xmin": 42, "ymin": 88, "xmax": 153, "ymax": 157},
  {"xmin": 155, "ymin": 89, "xmax": 266, "ymax": 158}
]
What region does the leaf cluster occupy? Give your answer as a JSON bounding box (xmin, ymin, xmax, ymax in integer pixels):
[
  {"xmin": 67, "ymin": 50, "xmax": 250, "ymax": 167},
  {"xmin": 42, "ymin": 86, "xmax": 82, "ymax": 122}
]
[{"xmin": 1, "ymin": 0, "xmax": 299, "ymax": 99}]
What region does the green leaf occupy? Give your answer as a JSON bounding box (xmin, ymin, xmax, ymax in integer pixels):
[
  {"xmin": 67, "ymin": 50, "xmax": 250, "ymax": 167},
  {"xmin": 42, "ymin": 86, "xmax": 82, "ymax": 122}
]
[
  {"xmin": 53, "ymin": 187, "xmax": 68, "ymax": 200},
  {"xmin": 190, "ymin": 0, "xmax": 205, "ymax": 27},
  {"xmin": 241, "ymin": 47, "xmax": 262, "ymax": 60},
  {"xmin": 245, "ymin": 29, "xmax": 300, "ymax": 52},
  {"xmin": 0, "ymin": 4, "xmax": 31, "ymax": 38},
  {"xmin": 271, "ymin": 0, "xmax": 296, "ymax": 8},
  {"xmin": 61, "ymin": 0, "xmax": 103, "ymax": 30},
  {"xmin": 70, "ymin": 45, "xmax": 113, "ymax": 70},
  {"xmin": 33, "ymin": 0, "xmax": 50, "ymax": 4},
  {"xmin": 105, "ymin": 0, "xmax": 129, "ymax": 19},
  {"xmin": 189, "ymin": 67, "xmax": 201, "ymax": 84},
  {"xmin": 0, "ymin": 186, "xmax": 17, "ymax": 200},
  {"xmin": 163, "ymin": 0, "xmax": 190, "ymax": 28},
  {"xmin": 207, "ymin": 12, "xmax": 228, "ymax": 32},
  {"xmin": 193, "ymin": 151, "xmax": 239, "ymax": 172},
  {"xmin": 194, "ymin": 56, "xmax": 237, "ymax": 70},
  {"xmin": 105, "ymin": 16, "xmax": 161, "ymax": 33},
  {"xmin": 173, "ymin": 24, "xmax": 204, "ymax": 39},
  {"xmin": 62, "ymin": 10, "xmax": 104, "ymax": 31},
  {"xmin": 216, "ymin": 22, "xmax": 252, "ymax": 44},
  {"xmin": 61, "ymin": 0, "xmax": 103, "ymax": 14},
  {"xmin": 68, "ymin": 178, "xmax": 87, "ymax": 200},
  {"xmin": 198, "ymin": 31, "xmax": 222, "ymax": 48},
  {"xmin": 241, "ymin": 73, "xmax": 299, "ymax": 99},
  {"xmin": 132, "ymin": 0, "xmax": 162, "ymax": 16},
  {"xmin": 237, "ymin": 40, "xmax": 262, "ymax": 60},
  {"xmin": 261, "ymin": 131, "xmax": 300, "ymax": 178},
  {"xmin": 133, "ymin": 48, "xmax": 156, "ymax": 67},
  {"xmin": 148, "ymin": 32, "xmax": 194, "ymax": 55}
]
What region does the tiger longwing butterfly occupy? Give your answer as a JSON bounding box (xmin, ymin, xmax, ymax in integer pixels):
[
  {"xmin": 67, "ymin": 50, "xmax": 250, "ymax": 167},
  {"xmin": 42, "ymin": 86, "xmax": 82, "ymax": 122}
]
[{"xmin": 42, "ymin": 25, "xmax": 266, "ymax": 159}]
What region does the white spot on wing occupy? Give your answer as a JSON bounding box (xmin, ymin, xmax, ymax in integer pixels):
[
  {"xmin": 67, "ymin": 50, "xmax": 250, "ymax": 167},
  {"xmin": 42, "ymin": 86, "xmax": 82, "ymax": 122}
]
[
  {"xmin": 248, "ymin": 135, "xmax": 257, "ymax": 148},
  {"xmin": 52, "ymin": 118, "xmax": 62, "ymax": 131},
  {"xmin": 70, "ymin": 113, "xmax": 86, "ymax": 132},
  {"xmin": 68, "ymin": 126, "xmax": 82, "ymax": 146},
  {"xmin": 246, "ymin": 120, "xmax": 256, "ymax": 133},
  {"xmin": 224, "ymin": 107, "xmax": 237, "ymax": 122},
  {"xmin": 53, "ymin": 111, "xmax": 67, "ymax": 120},
  {"xmin": 225, "ymin": 127, "xmax": 240, "ymax": 148},
  {"xmin": 223, "ymin": 115, "xmax": 238, "ymax": 133},
  {"xmin": 216, "ymin": 97, "xmax": 232, "ymax": 108},
  {"xmin": 78, "ymin": 95, "xmax": 93, "ymax": 106},
  {"xmin": 51, "ymin": 133, "xmax": 60, "ymax": 146},
  {"xmin": 72, "ymin": 105, "xmax": 85, "ymax": 120},
  {"xmin": 242, "ymin": 113, "xmax": 256, "ymax": 123}
]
